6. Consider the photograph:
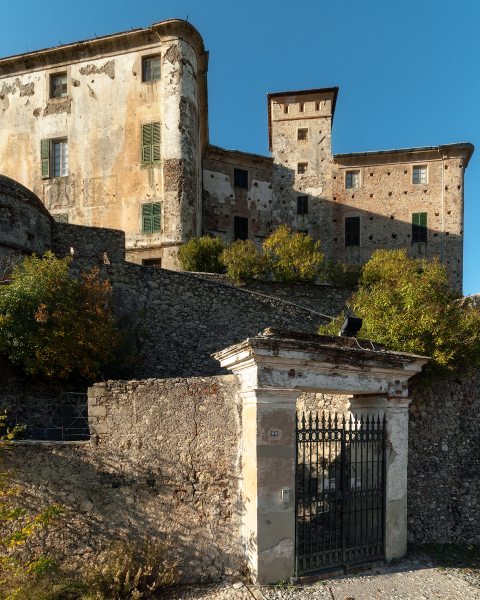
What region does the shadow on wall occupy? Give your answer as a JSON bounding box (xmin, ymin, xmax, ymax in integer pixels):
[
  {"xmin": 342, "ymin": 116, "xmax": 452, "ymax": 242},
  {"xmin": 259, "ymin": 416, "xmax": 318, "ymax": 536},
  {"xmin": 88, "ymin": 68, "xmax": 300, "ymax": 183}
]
[{"xmin": 8, "ymin": 376, "xmax": 246, "ymax": 582}]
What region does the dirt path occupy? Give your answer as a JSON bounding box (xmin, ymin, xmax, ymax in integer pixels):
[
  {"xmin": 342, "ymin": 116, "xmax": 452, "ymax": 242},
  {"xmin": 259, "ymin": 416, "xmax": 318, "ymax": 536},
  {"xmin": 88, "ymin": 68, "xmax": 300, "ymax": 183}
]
[{"xmin": 163, "ymin": 557, "xmax": 480, "ymax": 599}]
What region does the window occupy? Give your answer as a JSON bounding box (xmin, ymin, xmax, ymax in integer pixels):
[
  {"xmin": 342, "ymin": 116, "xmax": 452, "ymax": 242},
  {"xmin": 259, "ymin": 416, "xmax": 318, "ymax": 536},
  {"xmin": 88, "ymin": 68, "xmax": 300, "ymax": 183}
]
[
  {"xmin": 142, "ymin": 55, "xmax": 161, "ymax": 82},
  {"xmin": 234, "ymin": 168, "xmax": 248, "ymax": 189},
  {"xmin": 412, "ymin": 165, "xmax": 428, "ymax": 185},
  {"xmin": 297, "ymin": 196, "xmax": 309, "ymax": 215},
  {"xmin": 297, "ymin": 162, "xmax": 308, "ymax": 175},
  {"xmin": 50, "ymin": 73, "xmax": 67, "ymax": 98},
  {"xmin": 345, "ymin": 170, "xmax": 360, "ymax": 189},
  {"xmin": 345, "ymin": 216, "xmax": 360, "ymax": 247},
  {"xmin": 141, "ymin": 122, "xmax": 161, "ymax": 163},
  {"xmin": 234, "ymin": 216, "xmax": 248, "ymax": 240},
  {"xmin": 142, "ymin": 258, "xmax": 162, "ymax": 267},
  {"xmin": 284, "ymin": 104, "xmax": 289, "ymax": 114},
  {"xmin": 299, "ymin": 103, "xmax": 304, "ymax": 112},
  {"xmin": 297, "ymin": 128, "xmax": 308, "ymax": 141},
  {"xmin": 40, "ymin": 139, "xmax": 68, "ymax": 178},
  {"xmin": 142, "ymin": 202, "xmax": 161, "ymax": 234},
  {"xmin": 412, "ymin": 212, "xmax": 427, "ymax": 243}
]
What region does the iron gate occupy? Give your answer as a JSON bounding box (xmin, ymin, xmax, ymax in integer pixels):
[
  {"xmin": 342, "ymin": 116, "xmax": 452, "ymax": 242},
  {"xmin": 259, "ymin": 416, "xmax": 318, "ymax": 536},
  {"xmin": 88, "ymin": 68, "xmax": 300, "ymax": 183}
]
[{"xmin": 295, "ymin": 411, "xmax": 386, "ymax": 575}]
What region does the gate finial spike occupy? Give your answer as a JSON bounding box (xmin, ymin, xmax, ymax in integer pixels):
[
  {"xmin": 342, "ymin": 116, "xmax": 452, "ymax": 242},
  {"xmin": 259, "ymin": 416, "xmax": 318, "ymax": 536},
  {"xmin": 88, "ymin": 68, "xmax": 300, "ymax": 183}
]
[
  {"xmin": 315, "ymin": 412, "xmax": 319, "ymax": 428},
  {"xmin": 327, "ymin": 412, "xmax": 332, "ymax": 428},
  {"xmin": 334, "ymin": 412, "xmax": 338, "ymax": 429},
  {"xmin": 308, "ymin": 412, "xmax": 313, "ymax": 428},
  {"xmin": 342, "ymin": 414, "xmax": 346, "ymax": 429},
  {"xmin": 322, "ymin": 411, "xmax": 326, "ymax": 426},
  {"xmin": 301, "ymin": 412, "xmax": 306, "ymax": 428},
  {"xmin": 366, "ymin": 414, "xmax": 370, "ymax": 428}
]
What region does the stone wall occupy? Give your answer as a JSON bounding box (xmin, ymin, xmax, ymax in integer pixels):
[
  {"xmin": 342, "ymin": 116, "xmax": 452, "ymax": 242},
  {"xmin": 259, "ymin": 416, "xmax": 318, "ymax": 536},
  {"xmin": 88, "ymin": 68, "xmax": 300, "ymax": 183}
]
[
  {"xmin": 407, "ymin": 371, "xmax": 480, "ymax": 545},
  {"xmin": 9, "ymin": 375, "xmax": 244, "ymax": 581},
  {"xmin": 108, "ymin": 263, "xmax": 329, "ymax": 377},
  {"xmin": 188, "ymin": 273, "xmax": 350, "ymax": 317},
  {"xmin": 52, "ymin": 222, "xmax": 125, "ymax": 268}
]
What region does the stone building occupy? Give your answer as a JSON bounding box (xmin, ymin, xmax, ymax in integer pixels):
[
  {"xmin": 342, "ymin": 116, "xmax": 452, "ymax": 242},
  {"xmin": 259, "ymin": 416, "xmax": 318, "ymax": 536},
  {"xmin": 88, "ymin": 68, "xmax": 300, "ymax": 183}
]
[{"xmin": 0, "ymin": 19, "xmax": 473, "ymax": 289}]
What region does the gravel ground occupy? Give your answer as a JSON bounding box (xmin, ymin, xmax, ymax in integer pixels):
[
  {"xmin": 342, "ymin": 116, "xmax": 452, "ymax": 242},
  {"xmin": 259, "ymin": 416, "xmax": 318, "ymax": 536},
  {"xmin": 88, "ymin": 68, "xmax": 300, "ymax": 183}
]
[{"xmin": 162, "ymin": 556, "xmax": 480, "ymax": 599}]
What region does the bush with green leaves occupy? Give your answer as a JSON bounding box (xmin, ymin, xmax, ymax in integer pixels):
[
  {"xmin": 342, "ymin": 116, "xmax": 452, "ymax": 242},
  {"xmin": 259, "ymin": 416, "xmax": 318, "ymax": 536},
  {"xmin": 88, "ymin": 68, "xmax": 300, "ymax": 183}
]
[
  {"xmin": 263, "ymin": 225, "xmax": 325, "ymax": 284},
  {"xmin": 221, "ymin": 239, "xmax": 268, "ymax": 284},
  {"xmin": 324, "ymin": 260, "xmax": 361, "ymax": 288},
  {"xmin": 0, "ymin": 252, "xmax": 120, "ymax": 381},
  {"xmin": 320, "ymin": 249, "xmax": 480, "ymax": 373},
  {"xmin": 177, "ymin": 236, "xmax": 225, "ymax": 273}
]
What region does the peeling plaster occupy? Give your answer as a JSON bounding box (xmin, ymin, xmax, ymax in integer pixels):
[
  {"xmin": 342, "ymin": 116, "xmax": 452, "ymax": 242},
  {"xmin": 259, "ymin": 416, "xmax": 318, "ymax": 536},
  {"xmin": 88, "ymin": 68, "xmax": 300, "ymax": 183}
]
[{"xmin": 79, "ymin": 59, "xmax": 115, "ymax": 80}]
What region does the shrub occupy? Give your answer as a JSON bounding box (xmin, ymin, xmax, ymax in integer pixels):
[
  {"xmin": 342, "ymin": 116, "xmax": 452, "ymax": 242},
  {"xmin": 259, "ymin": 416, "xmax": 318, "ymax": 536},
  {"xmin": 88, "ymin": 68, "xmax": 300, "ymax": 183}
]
[
  {"xmin": 221, "ymin": 240, "xmax": 268, "ymax": 284},
  {"xmin": 88, "ymin": 538, "xmax": 179, "ymax": 599},
  {"xmin": 0, "ymin": 252, "xmax": 120, "ymax": 380},
  {"xmin": 177, "ymin": 236, "xmax": 225, "ymax": 273},
  {"xmin": 0, "ymin": 415, "xmax": 63, "ymax": 600},
  {"xmin": 263, "ymin": 225, "xmax": 325, "ymax": 284},
  {"xmin": 320, "ymin": 249, "xmax": 480, "ymax": 373},
  {"xmin": 324, "ymin": 261, "xmax": 361, "ymax": 288}
]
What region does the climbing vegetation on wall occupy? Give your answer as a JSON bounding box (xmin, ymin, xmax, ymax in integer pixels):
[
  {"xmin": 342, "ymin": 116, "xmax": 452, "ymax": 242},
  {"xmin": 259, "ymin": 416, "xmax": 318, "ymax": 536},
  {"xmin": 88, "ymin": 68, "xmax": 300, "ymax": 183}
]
[
  {"xmin": 320, "ymin": 249, "xmax": 480, "ymax": 373},
  {"xmin": 0, "ymin": 252, "xmax": 120, "ymax": 380}
]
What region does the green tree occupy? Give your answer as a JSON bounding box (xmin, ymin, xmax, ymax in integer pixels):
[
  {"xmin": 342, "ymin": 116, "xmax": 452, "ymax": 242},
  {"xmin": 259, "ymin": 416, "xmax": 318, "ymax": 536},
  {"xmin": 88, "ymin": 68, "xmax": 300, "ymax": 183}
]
[
  {"xmin": 0, "ymin": 252, "xmax": 119, "ymax": 380},
  {"xmin": 177, "ymin": 236, "xmax": 225, "ymax": 273},
  {"xmin": 221, "ymin": 240, "xmax": 268, "ymax": 284},
  {"xmin": 263, "ymin": 225, "xmax": 325, "ymax": 284},
  {"xmin": 321, "ymin": 249, "xmax": 480, "ymax": 373}
]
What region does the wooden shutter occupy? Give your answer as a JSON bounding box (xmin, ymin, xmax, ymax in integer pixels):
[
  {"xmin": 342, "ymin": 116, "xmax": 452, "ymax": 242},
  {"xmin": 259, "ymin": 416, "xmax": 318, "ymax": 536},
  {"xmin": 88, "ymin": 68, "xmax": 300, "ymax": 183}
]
[
  {"xmin": 142, "ymin": 122, "xmax": 160, "ymax": 163},
  {"xmin": 412, "ymin": 213, "xmax": 427, "ymax": 243},
  {"xmin": 41, "ymin": 139, "xmax": 50, "ymax": 178},
  {"xmin": 152, "ymin": 122, "xmax": 160, "ymax": 162},
  {"xmin": 142, "ymin": 203, "xmax": 153, "ymax": 233},
  {"xmin": 142, "ymin": 123, "xmax": 153, "ymax": 163},
  {"xmin": 152, "ymin": 202, "xmax": 161, "ymax": 232}
]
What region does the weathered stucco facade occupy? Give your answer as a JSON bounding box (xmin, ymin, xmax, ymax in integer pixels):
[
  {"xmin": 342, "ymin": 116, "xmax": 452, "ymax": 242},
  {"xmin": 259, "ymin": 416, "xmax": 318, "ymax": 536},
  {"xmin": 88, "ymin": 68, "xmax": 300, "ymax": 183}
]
[{"xmin": 0, "ymin": 19, "xmax": 473, "ymax": 288}]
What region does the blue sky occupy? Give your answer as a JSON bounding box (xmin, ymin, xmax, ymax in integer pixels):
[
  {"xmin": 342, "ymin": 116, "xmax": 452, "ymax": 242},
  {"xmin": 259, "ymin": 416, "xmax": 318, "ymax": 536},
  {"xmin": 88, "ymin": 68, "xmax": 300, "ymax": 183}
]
[{"xmin": 2, "ymin": 0, "xmax": 478, "ymax": 293}]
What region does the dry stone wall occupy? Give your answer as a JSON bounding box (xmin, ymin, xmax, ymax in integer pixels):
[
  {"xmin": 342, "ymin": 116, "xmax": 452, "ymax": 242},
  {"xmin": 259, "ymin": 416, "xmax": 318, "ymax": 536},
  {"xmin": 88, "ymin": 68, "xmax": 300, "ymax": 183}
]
[
  {"xmin": 108, "ymin": 263, "xmax": 329, "ymax": 377},
  {"xmin": 407, "ymin": 372, "xmax": 480, "ymax": 545},
  {"xmin": 9, "ymin": 375, "xmax": 244, "ymax": 581}
]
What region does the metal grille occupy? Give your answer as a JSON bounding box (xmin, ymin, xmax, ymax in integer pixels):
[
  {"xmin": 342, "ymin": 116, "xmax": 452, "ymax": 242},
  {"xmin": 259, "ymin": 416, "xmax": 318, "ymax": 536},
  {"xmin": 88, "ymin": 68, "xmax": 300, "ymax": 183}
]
[{"xmin": 295, "ymin": 411, "xmax": 386, "ymax": 576}]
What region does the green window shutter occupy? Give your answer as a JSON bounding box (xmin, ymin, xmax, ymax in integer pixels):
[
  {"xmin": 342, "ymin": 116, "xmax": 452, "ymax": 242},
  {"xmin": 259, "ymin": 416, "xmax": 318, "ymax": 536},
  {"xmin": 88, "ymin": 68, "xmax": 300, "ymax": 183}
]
[
  {"xmin": 419, "ymin": 212, "xmax": 427, "ymax": 228},
  {"xmin": 152, "ymin": 202, "xmax": 161, "ymax": 232},
  {"xmin": 41, "ymin": 139, "xmax": 50, "ymax": 178},
  {"xmin": 141, "ymin": 123, "xmax": 153, "ymax": 163},
  {"xmin": 152, "ymin": 122, "xmax": 161, "ymax": 162},
  {"xmin": 142, "ymin": 203, "xmax": 153, "ymax": 233}
]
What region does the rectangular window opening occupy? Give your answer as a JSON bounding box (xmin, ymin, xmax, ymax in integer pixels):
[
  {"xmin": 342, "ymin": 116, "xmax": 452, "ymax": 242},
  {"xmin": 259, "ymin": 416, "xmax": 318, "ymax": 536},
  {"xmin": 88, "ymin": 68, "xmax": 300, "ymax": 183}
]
[
  {"xmin": 412, "ymin": 212, "xmax": 427, "ymax": 243},
  {"xmin": 297, "ymin": 162, "xmax": 308, "ymax": 175},
  {"xmin": 50, "ymin": 73, "xmax": 67, "ymax": 98},
  {"xmin": 345, "ymin": 216, "xmax": 360, "ymax": 247},
  {"xmin": 284, "ymin": 104, "xmax": 289, "ymax": 114},
  {"xmin": 142, "ymin": 202, "xmax": 162, "ymax": 234},
  {"xmin": 299, "ymin": 103, "xmax": 304, "ymax": 112},
  {"xmin": 298, "ymin": 128, "xmax": 308, "ymax": 141},
  {"xmin": 142, "ymin": 258, "xmax": 162, "ymax": 267},
  {"xmin": 234, "ymin": 216, "xmax": 248, "ymax": 241},
  {"xmin": 412, "ymin": 165, "xmax": 428, "ymax": 185},
  {"xmin": 234, "ymin": 168, "xmax": 248, "ymax": 189},
  {"xmin": 142, "ymin": 55, "xmax": 161, "ymax": 82},
  {"xmin": 297, "ymin": 195, "xmax": 309, "ymax": 215},
  {"xmin": 345, "ymin": 170, "xmax": 360, "ymax": 189},
  {"xmin": 53, "ymin": 213, "xmax": 69, "ymax": 223}
]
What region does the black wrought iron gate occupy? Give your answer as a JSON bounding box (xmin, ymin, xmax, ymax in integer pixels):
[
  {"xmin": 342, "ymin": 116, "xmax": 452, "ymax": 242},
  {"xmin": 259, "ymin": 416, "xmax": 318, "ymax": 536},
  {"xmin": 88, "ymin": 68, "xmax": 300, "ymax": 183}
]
[{"xmin": 295, "ymin": 412, "xmax": 386, "ymax": 576}]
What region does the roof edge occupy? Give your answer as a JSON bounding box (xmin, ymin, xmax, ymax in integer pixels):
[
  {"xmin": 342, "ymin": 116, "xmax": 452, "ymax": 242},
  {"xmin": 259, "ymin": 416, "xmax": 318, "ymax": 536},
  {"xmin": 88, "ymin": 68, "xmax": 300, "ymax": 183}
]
[
  {"xmin": 206, "ymin": 144, "xmax": 273, "ymax": 164},
  {"xmin": 334, "ymin": 142, "xmax": 474, "ymax": 166}
]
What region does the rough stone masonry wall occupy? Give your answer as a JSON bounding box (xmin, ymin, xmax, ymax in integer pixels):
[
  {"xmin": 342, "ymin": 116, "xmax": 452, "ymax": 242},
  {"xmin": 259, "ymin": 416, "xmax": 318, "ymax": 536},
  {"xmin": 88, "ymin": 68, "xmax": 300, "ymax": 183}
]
[
  {"xmin": 108, "ymin": 263, "xmax": 329, "ymax": 377},
  {"xmin": 407, "ymin": 371, "xmax": 480, "ymax": 545},
  {"xmin": 9, "ymin": 375, "xmax": 244, "ymax": 581}
]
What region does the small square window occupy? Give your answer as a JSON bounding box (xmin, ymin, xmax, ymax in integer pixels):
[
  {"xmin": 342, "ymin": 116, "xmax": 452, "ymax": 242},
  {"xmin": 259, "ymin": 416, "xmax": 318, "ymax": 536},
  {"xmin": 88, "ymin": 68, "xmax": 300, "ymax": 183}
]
[
  {"xmin": 234, "ymin": 168, "xmax": 248, "ymax": 189},
  {"xmin": 345, "ymin": 170, "xmax": 360, "ymax": 189},
  {"xmin": 412, "ymin": 165, "xmax": 428, "ymax": 185},
  {"xmin": 142, "ymin": 202, "xmax": 161, "ymax": 233},
  {"xmin": 345, "ymin": 216, "xmax": 360, "ymax": 247},
  {"xmin": 412, "ymin": 212, "xmax": 427, "ymax": 243},
  {"xmin": 50, "ymin": 73, "xmax": 67, "ymax": 98},
  {"xmin": 297, "ymin": 163, "xmax": 308, "ymax": 175},
  {"xmin": 142, "ymin": 55, "xmax": 161, "ymax": 82},
  {"xmin": 298, "ymin": 128, "xmax": 308, "ymax": 141},
  {"xmin": 297, "ymin": 196, "xmax": 309, "ymax": 215}
]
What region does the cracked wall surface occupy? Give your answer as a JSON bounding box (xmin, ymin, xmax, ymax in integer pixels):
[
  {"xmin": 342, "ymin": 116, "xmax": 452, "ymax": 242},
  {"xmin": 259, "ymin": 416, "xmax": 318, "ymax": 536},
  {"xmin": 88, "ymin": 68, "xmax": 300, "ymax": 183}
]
[{"xmin": 8, "ymin": 376, "xmax": 245, "ymax": 581}]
